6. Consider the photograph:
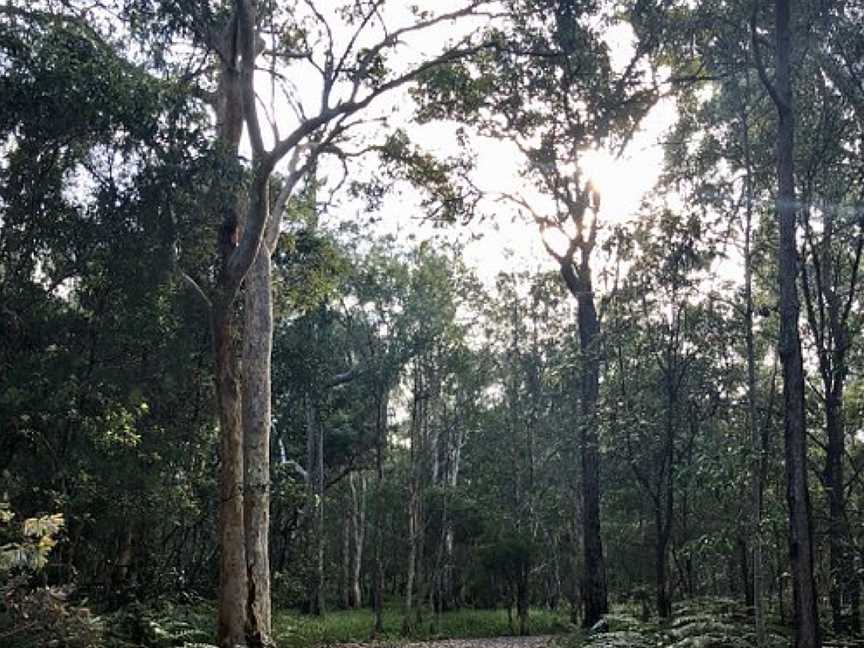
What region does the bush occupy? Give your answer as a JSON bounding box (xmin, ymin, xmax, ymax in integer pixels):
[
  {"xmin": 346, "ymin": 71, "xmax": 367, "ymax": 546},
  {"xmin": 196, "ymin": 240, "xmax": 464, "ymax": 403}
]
[{"xmin": 1, "ymin": 500, "xmax": 103, "ymax": 647}]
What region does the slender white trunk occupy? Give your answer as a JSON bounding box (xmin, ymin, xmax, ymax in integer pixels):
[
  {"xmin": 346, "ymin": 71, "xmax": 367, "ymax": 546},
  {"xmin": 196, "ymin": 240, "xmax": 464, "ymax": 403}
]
[
  {"xmin": 242, "ymin": 243, "xmax": 273, "ymax": 642},
  {"xmin": 349, "ymin": 472, "xmax": 367, "ymax": 608}
]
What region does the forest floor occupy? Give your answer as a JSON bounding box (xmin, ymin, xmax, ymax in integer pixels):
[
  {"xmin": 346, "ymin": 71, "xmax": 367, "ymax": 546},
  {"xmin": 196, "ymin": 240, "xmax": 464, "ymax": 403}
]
[
  {"xmin": 313, "ymin": 599, "xmax": 794, "ymax": 648},
  {"xmin": 275, "ymin": 607, "xmax": 570, "ymax": 648},
  {"xmin": 347, "ymin": 635, "xmax": 557, "ymax": 648},
  {"xmin": 97, "ymin": 597, "xmax": 817, "ymax": 647}
]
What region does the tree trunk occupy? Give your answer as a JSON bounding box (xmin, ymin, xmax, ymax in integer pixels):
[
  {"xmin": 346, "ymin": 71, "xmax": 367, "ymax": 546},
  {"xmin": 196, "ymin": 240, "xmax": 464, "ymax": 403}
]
[
  {"xmin": 439, "ymin": 420, "xmax": 462, "ymax": 612},
  {"xmin": 304, "ymin": 394, "xmax": 325, "ymax": 616},
  {"xmin": 655, "ymin": 509, "xmax": 672, "ymax": 620},
  {"xmin": 315, "ymin": 399, "xmax": 325, "ymax": 615},
  {"xmin": 373, "ymin": 522, "xmax": 385, "ymax": 634},
  {"xmin": 517, "ymin": 573, "xmax": 530, "ymax": 636},
  {"xmin": 766, "ymin": 1, "xmax": 820, "ymax": 645},
  {"xmin": 242, "ymin": 236, "xmax": 274, "ymax": 645},
  {"xmin": 403, "ymin": 480, "xmax": 418, "ymax": 635},
  {"xmin": 404, "ymin": 361, "xmax": 424, "ymax": 635},
  {"xmin": 342, "ymin": 505, "xmax": 351, "ymax": 609},
  {"xmin": 560, "ymin": 261, "xmax": 608, "ymax": 628},
  {"xmin": 210, "ymin": 8, "xmax": 248, "ymax": 644},
  {"xmin": 655, "ymin": 363, "xmax": 677, "ymax": 621},
  {"xmin": 112, "ymin": 527, "xmax": 134, "ymax": 594},
  {"xmin": 826, "ymin": 391, "xmax": 857, "ymax": 634},
  {"xmin": 739, "ymin": 536, "xmax": 753, "ymax": 608},
  {"xmin": 741, "ymin": 84, "xmax": 766, "ymax": 645},
  {"xmin": 818, "ymin": 212, "xmax": 860, "ymax": 635},
  {"xmin": 373, "ymin": 390, "xmax": 389, "ymax": 636},
  {"xmin": 349, "ymin": 472, "xmax": 366, "ymax": 608},
  {"xmin": 214, "ymin": 302, "xmax": 248, "ymax": 648}
]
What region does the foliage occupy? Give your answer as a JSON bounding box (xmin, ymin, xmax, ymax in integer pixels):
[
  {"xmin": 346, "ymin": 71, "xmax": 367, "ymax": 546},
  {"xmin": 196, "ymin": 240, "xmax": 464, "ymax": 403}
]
[
  {"xmin": 0, "ymin": 501, "xmax": 64, "ymax": 573},
  {"xmin": 274, "ymin": 606, "xmax": 571, "ymax": 648},
  {"xmin": 0, "ymin": 499, "xmax": 103, "ymax": 648},
  {"xmin": 102, "ymin": 600, "xmax": 214, "ymax": 648}
]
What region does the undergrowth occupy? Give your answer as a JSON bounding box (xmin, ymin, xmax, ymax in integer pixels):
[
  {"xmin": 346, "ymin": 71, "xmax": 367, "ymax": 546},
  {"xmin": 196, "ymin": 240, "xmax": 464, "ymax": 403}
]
[
  {"xmin": 48, "ymin": 597, "xmax": 794, "ymax": 648},
  {"xmin": 274, "ymin": 606, "xmax": 572, "ymax": 647},
  {"xmin": 556, "ymin": 598, "xmax": 790, "ymax": 648},
  {"xmin": 97, "ymin": 603, "xmax": 570, "ymax": 647}
]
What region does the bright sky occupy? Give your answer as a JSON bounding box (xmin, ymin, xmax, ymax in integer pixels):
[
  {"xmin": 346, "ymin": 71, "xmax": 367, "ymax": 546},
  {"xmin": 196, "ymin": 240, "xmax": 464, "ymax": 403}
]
[
  {"xmin": 258, "ymin": 3, "xmax": 678, "ymax": 285},
  {"xmin": 360, "ymin": 94, "xmax": 677, "ymax": 285}
]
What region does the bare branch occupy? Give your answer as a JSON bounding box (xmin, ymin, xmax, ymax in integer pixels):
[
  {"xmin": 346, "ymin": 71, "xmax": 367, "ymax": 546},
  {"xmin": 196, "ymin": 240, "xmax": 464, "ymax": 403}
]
[
  {"xmin": 179, "ymin": 269, "xmax": 213, "ymax": 310},
  {"xmin": 237, "ymin": 0, "xmax": 265, "ymax": 157},
  {"xmin": 751, "ymin": 7, "xmax": 783, "ymax": 109},
  {"xmin": 333, "ymin": 0, "xmax": 387, "ymax": 81}
]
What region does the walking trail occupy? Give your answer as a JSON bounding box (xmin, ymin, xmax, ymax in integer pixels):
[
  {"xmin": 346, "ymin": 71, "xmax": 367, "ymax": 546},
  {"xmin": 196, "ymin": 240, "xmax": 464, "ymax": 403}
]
[{"xmin": 334, "ymin": 636, "xmax": 558, "ymax": 648}]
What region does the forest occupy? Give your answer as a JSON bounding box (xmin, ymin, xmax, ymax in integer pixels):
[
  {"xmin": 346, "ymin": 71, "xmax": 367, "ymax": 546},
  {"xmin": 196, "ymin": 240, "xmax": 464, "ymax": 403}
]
[{"xmin": 1, "ymin": 1, "xmax": 863, "ymax": 648}]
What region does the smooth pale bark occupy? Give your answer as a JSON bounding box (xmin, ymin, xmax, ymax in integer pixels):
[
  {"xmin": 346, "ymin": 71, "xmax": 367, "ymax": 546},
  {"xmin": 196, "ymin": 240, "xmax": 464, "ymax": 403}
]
[
  {"xmin": 342, "ymin": 506, "xmax": 351, "ymax": 609},
  {"xmin": 349, "ymin": 472, "xmax": 366, "ymax": 608},
  {"xmin": 440, "ymin": 414, "xmax": 464, "ymax": 610},
  {"xmin": 210, "ymin": 3, "xmax": 281, "ymax": 643},
  {"xmin": 757, "ymin": 1, "xmax": 820, "ymax": 645},
  {"xmin": 403, "ymin": 361, "xmax": 423, "ymax": 635},
  {"xmin": 242, "ymin": 221, "xmax": 275, "ymax": 644},
  {"xmin": 238, "ymin": 127, "xmax": 306, "ymax": 645}
]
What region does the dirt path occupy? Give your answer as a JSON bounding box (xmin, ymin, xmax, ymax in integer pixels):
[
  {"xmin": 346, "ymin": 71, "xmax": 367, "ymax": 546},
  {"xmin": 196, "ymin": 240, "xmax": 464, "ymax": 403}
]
[
  {"xmin": 333, "ymin": 636, "xmax": 559, "ymax": 648},
  {"xmin": 407, "ymin": 637, "xmax": 557, "ymax": 648}
]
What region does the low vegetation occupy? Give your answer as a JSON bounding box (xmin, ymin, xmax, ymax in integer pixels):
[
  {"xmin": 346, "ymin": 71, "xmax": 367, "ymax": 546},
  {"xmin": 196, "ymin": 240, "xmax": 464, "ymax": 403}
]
[
  {"xmin": 5, "ymin": 597, "xmax": 791, "ymax": 648},
  {"xmin": 1, "ymin": 598, "xmax": 785, "ymax": 648},
  {"xmin": 274, "ymin": 607, "xmax": 571, "ymax": 647}
]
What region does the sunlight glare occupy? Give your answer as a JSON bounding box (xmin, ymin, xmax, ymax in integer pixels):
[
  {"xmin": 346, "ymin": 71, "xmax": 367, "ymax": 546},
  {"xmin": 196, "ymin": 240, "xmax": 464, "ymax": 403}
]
[
  {"xmin": 580, "ymin": 147, "xmax": 616, "ymax": 199},
  {"xmin": 541, "ymin": 226, "xmax": 572, "ymax": 259}
]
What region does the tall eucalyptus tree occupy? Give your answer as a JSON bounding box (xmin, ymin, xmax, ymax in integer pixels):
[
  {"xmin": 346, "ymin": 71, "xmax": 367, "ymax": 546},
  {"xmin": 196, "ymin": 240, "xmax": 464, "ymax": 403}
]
[
  {"xmin": 753, "ymin": 1, "xmax": 820, "ymax": 645},
  {"xmin": 110, "ymin": 2, "xmax": 497, "ymax": 644},
  {"xmin": 414, "ymin": 0, "xmax": 659, "ymax": 624}
]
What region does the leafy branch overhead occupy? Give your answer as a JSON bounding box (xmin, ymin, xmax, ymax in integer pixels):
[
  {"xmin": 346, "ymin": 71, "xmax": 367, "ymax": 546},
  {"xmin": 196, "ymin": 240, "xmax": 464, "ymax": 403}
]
[{"xmin": 346, "ymin": 128, "xmax": 481, "ymax": 224}]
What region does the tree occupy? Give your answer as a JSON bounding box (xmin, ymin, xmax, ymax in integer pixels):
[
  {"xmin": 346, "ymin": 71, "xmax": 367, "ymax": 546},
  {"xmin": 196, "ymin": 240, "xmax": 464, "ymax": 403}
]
[
  {"xmin": 108, "ymin": 2, "xmax": 498, "ymax": 643},
  {"xmin": 753, "ymin": 1, "xmax": 820, "ymax": 645},
  {"xmin": 605, "ymin": 209, "xmax": 728, "ymax": 618},
  {"xmin": 413, "ymin": 0, "xmax": 659, "ymax": 624},
  {"xmin": 796, "ymin": 37, "xmax": 864, "ymax": 633},
  {"xmin": 0, "ymin": 3, "xmax": 223, "ymax": 604}
]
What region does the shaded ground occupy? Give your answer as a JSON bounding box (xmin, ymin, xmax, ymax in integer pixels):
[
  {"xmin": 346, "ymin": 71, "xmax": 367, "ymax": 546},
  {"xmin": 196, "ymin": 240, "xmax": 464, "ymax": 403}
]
[
  {"xmin": 406, "ymin": 638, "xmax": 556, "ymax": 648},
  {"xmin": 333, "ymin": 636, "xmax": 557, "ymax": 648},
  {"xmin": 275, "ymin": 607, "xmax": 570, "ymax": 648}
]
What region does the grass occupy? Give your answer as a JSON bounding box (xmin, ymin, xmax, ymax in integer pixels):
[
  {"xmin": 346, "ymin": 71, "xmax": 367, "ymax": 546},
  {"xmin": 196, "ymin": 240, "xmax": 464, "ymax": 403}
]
[
  {"xmin": 98, "ymin": 597, "xmax": 795, "ymax": 648},
  {"xmin": 273, "ymin": 606, "xmax": 573, "ymax": 647}
]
